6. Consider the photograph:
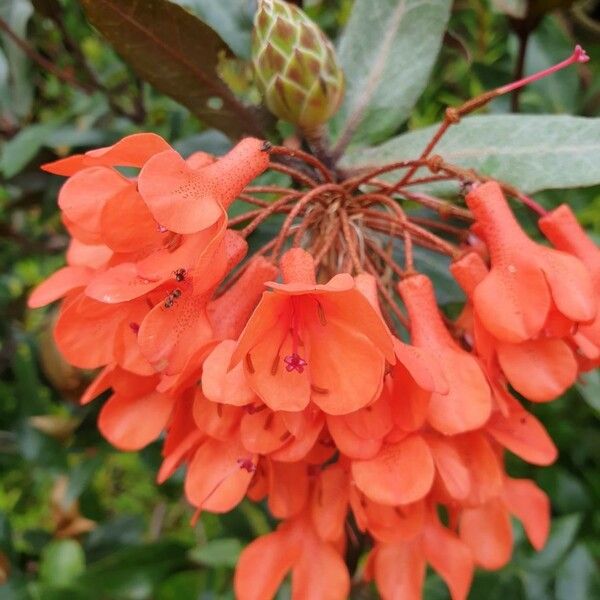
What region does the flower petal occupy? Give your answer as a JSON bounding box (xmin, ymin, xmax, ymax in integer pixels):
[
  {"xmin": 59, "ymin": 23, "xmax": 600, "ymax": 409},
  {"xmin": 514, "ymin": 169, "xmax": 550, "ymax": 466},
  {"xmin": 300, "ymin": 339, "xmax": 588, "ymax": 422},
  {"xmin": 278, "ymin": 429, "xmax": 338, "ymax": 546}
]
[
  {"xmin": 98, "ymin": 390, "xmax": 172, "ymax": 450},
  {"xmin": 352, "ymin": 435, "xmax": 434, "ymax": 506},
  {"xmin": 459, "ymin": 499, "xmax": 513, "ymax": 570},
  {"xmin": 496, "ymin": 338, "xmax": 577, "ymax": 402},
  {"xmin": 28, "ymin": 266, "xmax": 93, "ymax": 308},
  {"xmin": 185, "ymin": 437, "xmax": 255, "ymax": 512}
]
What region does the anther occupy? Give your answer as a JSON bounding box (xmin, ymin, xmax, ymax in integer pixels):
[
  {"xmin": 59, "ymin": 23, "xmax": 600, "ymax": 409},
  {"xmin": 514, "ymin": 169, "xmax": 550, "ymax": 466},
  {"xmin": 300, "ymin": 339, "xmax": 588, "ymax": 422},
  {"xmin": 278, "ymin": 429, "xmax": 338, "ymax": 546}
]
[
  {"xmin": 261, "ymin": 140, "xmax": 272, "ymax": 152},
  {"xmin": 316, "ymin": 301, "xmax": 327, "ymax": 326},
  {"xmin": 311, "ymin": 384, "xmax": 329, "ymax": 395}
]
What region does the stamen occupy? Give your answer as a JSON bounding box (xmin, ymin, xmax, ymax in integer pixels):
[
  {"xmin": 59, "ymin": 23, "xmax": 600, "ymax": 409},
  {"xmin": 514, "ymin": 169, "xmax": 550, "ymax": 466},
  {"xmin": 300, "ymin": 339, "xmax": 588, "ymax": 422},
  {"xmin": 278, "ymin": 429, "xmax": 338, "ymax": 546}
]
[
  {"xmin": 311, "ymin": 384, "xmax": 329, "ymax": 394},
  {"xmin": 245, "ymin": 353, "xmax": 255, "ymax": 374},
  {"xmin": 216, "ymin": 403, "xmax": 223, "ymax": 418},
  {"xmin": 316, "ymin": 300, "xmax": 327, "ymax": 326},
  {"xmin": 271, "ymin": 353, "xmax": 280, "ymax": 375},
  {"xmin": 263, "ymin": 412, "xmax": 274, "ymax": 430}
]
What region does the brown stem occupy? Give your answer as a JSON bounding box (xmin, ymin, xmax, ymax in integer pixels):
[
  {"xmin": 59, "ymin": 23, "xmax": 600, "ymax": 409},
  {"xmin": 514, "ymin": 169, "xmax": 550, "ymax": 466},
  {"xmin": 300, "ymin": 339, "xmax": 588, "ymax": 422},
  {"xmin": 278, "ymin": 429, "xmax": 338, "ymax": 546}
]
[
  {"xmin": 356, "ymin": 193, "xmax": 414, "ymax": 272},
  {"xmin": 365, "ymin": 238, "xmax": 405, "ymax": 279},
  {"xmin": 343, "ymin": 160, "xmax": 426, "ymax": 192},
  {"xmin": 408, "ymin": 216, "xmax": 469, "ymax": 239},
  {"xmin": 271, "ymin": 184, "xmax": 345, "ymax": 261},
  {"xmin": 239, "ymin": 192, "xmax": 301, "ymax": 238},
  {"xmin": 313, "ymin": 224, "xmax": 340, "ymax": 268},
  {"xmin": 244, "ymin": 186, "xmax": 299, "ymax": 196},
  {"xmin": 0, "ymin": 17, "xmax": 93, "ymax": 93},
  {"xmin": 236, "ymin": 193, "xmax": 270, "ymax": 208},
  {"xmin": 363, "ymin": 255, "xmax": 409, "ymax": 330},
  {"xmin": 270, "ymin": 145, "xmax": 334, "ymax": 183},
  {"xmin": 433, "ymin": 158, "xmax": 547, "ymax": 216},
  {"xmin": 511, "ymin": 30, "xmax": 530, "ymax": 112},
  {"xmin": 339, "ymin": 209, "xmax": 363, "ymax": 273},
  {"xmin": 268, "ymin": 161, "xmax": 318, "ymax": 188},
  {"xmin": 360, "ymin": 210, "xmax": 459, "ymax": 258},
  {"xmin": 397, "ymin": 189, "xmax": 472, "ymax": 221}
]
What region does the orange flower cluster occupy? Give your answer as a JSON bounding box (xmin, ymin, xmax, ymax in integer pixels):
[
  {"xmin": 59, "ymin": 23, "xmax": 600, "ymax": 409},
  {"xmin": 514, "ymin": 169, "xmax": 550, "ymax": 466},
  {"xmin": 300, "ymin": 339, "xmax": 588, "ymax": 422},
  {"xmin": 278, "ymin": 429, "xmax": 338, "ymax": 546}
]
[{"xmin": 30, "ymin": 134, "xmax": 600, "ymax": 600}]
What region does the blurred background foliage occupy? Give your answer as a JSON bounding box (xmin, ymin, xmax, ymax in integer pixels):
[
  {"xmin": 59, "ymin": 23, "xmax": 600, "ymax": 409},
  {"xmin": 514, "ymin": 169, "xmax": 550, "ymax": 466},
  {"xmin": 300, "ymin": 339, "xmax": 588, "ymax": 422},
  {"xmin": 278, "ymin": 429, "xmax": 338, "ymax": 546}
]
[{"xmin": 0, "ymin": 0, "xmax": 599, "ymax": 598}]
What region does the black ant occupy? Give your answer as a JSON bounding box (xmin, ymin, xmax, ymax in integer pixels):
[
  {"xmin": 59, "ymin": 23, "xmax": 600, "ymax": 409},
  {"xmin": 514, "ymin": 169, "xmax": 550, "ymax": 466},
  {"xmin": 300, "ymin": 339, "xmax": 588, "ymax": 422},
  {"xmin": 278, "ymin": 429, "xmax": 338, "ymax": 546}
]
[
  {"xmin": 173, "ymin": 268, "xmax": 186, "ymax": 282},
  {"xmin": 163, "ymin": 288, "xmax": 182, "ymax": 309}
]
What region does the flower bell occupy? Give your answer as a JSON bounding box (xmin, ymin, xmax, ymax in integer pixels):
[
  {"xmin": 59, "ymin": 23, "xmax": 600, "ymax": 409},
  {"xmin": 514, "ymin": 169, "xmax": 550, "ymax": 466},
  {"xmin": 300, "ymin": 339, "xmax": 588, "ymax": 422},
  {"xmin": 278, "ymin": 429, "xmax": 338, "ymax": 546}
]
[
  {"xmin": 230, "ymin": 248, "xmax": 395, "ymax": 414},
  {"xmin": 465, "ymin": 182, "xmax": 596, "ymax": 343}
]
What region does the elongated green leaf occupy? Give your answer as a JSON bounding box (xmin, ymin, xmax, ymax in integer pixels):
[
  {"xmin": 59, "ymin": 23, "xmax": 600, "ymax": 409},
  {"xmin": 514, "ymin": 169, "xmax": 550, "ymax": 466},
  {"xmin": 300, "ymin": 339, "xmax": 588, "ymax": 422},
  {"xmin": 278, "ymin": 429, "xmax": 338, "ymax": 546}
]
[
  {"xmin": 331, "ymin": 0, "xmax": 451, "ymax": 147},
  {"xmin": 0, "ymin": 0, "xmax": 34, "ymax": 120},
  {"xmin": 189, "ymin": 537, "xmax": 242, "ymax": 568},
  {"xmin": 0, "ymin": 122, "xmax": 60, "ymax": 178},
  {"xmin": 555, "ymin": 544, "xmax": 598, "ymax": 600},
  {"xmin": 343, "ymin": 115, "xmax": 600, "ymax": 194},
  {"xmin": 576, "ymin": 369, "xmax": 600, "ymax": 417},
  {"xmin": 78, "ymin": 0, "xmax": 263, "ymax": 138},
  {"xmin": 523, "ymin": 514, "xmax": 581, "ymax": 573}
]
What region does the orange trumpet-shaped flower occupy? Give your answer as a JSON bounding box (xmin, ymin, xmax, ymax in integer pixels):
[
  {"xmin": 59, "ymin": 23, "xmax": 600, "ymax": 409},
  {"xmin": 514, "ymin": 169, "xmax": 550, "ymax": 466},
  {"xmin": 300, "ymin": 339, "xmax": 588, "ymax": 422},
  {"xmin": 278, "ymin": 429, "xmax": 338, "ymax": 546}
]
[
  {"xmin": 365, "ymin": 509, "xmax": 474, "ymax": 600},
  {"xmin": 185, "ymin": 435, "xmax": 257, "ymax": 514},
  {"xmin": 539, "ymin": 203, "xmax": 600, "ymax": 361},
  {"xmin": 397, "ymin": 273, "xmax": 492, "ymax": 434},
  {"xmin": 451, "ymin": 251, "xmax": 578, "ymax": 402},
  {"xmin": 230, "ymin": 248, "xmax": 395, "ymax": 414},
  {"xmin": 234, "ymin": 512, "xmax": 350, "ymax": 600},
  {"xmin": 137, "ymin": 231, "xmax": 248, "ymax": 374},
  {"xmin": 77, "ymin": 365, "xmax": 172, "ymax": 451},
  {"xmin": 459, "ymin": 477, "xmax": 550, "ymax": 570},
  {"xmin": 138, "ymin": 138, "xmax": 270, "ymax": 234},
  {"xmin": 465, "ymin": 182, "xmax": 596, "ymax": 343}
]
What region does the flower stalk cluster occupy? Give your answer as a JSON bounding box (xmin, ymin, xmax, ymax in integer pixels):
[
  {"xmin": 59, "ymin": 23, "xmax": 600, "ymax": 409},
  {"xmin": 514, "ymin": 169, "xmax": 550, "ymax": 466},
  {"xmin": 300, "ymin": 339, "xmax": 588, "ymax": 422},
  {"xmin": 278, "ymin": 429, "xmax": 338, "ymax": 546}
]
[{"xmin": 28, "ymin": 44, "xmax": 598, "ymax": 600}]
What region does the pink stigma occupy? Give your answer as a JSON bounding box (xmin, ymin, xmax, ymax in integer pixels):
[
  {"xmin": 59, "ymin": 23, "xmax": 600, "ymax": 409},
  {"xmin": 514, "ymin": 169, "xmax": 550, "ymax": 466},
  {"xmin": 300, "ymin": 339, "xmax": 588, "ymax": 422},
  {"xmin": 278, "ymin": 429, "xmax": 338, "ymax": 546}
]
[
  {"xmin": 156, "ymin": 223, "xmax": 168, "ymax": 233},
  {"xmin": 284, "ymin": 352, "xmax": 307, "ymax": 373},
  {"xmin": 574, "ymin": 45, "xmax": 590, "ymax": 64},
  {"xmin": 237, "ymin": 458, "xmax": 256, "ymax": 473}
]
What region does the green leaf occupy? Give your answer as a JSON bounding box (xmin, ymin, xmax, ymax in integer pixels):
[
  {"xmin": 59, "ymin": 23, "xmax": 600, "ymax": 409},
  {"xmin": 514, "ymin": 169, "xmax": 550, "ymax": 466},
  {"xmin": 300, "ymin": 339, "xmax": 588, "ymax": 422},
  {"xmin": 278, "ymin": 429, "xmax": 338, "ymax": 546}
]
[
  {"xmin": 523, "ymin": 514, "xmax": 581, "ymax": 573},
  {"xmin": 343, "ymin": 115, "xmax": 600, "ymax": 194},
  {"xmin": 173, "ymin": 0, "xmax": 254, "ymax": 59},
  {"xmin": 78, "ymin": 0, "xmax": 264, "ymax": 138},
  {"xmin": 576, "ymin": 369, "xmax": 600, "ymax": 417},
  {"xmin": 555, "ymin": 544, "xmax": 598, "ymax": 600},
  {"xmin": 0, "ymin": 0, "xmax": 34, "ymax": 120},
  {"xmin": 189, "ymin": 537, "xmax": 242, "ymax": 568},
  {"xmin": 76, "ymin": 541, "xmax": 188, "ymax": 598},
  {"xmin": 521, "ymin": 16, "xmax": 579, "ymax": 114},
  {"xmin": 0, "ymin": 122, "xmax": 61, "ymax": 178},
  {"xmin": 331, "ymin": 0, "xmax": 451, "ymax": 147},
  {"xmin": 39, "ymin": 540, "xmax": 86, "ymax": 588},
  {"xmin": 156, "ymin": 570, "xmax": 208, "ymax": 600}
]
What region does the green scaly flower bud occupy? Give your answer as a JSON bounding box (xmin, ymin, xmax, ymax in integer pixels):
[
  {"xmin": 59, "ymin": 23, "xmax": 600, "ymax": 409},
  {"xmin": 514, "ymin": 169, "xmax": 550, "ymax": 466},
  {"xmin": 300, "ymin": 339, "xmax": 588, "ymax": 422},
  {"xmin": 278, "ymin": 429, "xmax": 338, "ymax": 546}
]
[{"xmin": 252, "ymin": 0, "xmax": 344, "ymax": 131}]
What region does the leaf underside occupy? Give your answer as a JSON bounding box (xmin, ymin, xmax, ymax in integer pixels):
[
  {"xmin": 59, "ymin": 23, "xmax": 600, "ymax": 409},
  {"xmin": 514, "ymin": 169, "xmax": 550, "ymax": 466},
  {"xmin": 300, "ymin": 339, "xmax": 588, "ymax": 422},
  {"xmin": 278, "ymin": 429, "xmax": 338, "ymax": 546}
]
[{"xmin": 79, "ymin": 0, "xmax": 263, "ymax": 139}]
